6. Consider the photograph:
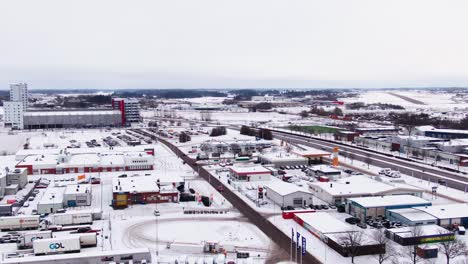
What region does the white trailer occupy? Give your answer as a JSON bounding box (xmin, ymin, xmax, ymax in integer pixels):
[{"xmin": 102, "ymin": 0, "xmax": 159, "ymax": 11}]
[
  {"xmin": 78, "ymin": 233, "xmax": 97, "ymax": 247},
  {"xmin": 0, "ymin": 215, "xmax": 40, "ymax": 231},
  {"xmin": 18, "ymin": 231, "xmax": 53, "ymax": 249},
  {"xmin": 52, "ymin": 212, "xmax": 92, "ymax": 226},
  {"xmin": 33, "ymin": 237, "xmax": 80, "ymax": 255}
]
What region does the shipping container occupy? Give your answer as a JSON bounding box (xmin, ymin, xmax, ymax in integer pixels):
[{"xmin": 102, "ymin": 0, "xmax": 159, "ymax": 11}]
[
  {"xmin": 18, "ymin": 231, "xmax": 53, "ymax": 249},
  {"xmin": 52, "ymin": 212, "xmax": 92, "ymax": 226},
  {"xmin": 33, "ymin": 237, "xmax": 80, "ymax": 255},
  {"xmin": 0, "ymin": 215, "xmax": 40, "ymax": 231}
]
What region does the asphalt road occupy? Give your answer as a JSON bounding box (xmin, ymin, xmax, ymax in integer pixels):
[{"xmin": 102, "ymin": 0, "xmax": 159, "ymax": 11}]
[{"xmin": 268, "ymin": 129, "xmax": 468, "ymax": 192}]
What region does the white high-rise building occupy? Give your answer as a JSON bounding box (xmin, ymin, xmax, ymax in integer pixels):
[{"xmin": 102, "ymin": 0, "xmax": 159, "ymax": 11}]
[
  {"xmin": 10, "ymin": 83, "xmax": 28, "ymax": 108},
  {"xmin": 4, "ymin": 83, "xmax": 28, "ymax": 129},
  {"xmin": 4, "ymin": 101, "xmax": 24, "ymax": 129}
]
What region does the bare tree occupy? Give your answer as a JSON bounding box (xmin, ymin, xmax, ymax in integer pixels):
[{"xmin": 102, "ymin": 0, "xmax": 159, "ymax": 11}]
[
  {"xmin": 438, "ymin": 233, "xmax": 466, "ymax": 264},
  {"xmin": 372, "ymin": 229, "xmax": 396, "ymax": 264},
  {"xmin": 339, "ymin": 231, "xmax": 364, "ymax": 264},
  {"xmin": 398, "ymin": 226, "xmax": 424, "ymax": 264}
]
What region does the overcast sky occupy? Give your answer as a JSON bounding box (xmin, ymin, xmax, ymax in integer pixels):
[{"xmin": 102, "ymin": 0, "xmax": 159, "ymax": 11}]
[{"xmin": 1, "ymin": 0, "xmax": 468, "ymax": 89}]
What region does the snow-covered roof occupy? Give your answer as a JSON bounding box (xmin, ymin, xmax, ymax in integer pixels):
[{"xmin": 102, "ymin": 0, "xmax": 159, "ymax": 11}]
[
  {"xmin": 387, "ymin": 208, "xmax": 437, "ymax": 222},
  {"xmin": 388, "ymin": 225, "xmax": 452, "ymax": 237},
  {"xmin": 39, "ymin": 187, "xmax": 65, "ymax": 205},
  {"xmin": 297, "ymin": 212, "xmax": 356, "ymax": 234},
  {"xmin": 20, "ymin": 154, "xmax": 58, "ymax": 166},
  {"xmin": 259, "ymin": 152, "xmax": 307, "ymax": 162},
  {"xmin": 418, "ymin": 126, "xmax": 468, "ymax": 135},
  {"xmin": 292, "ymin": 149, "xmax": 330, "ymax": 157},
  {"xmin": 24, "ymin": 110, "xmax": 120, "ymax": 116},
  {"xmin": 348, "ymin": 195, "xmax": 430, "ymax": 208},
  {"xmin": 100, "ymin": 154, "xmax": 125, "ymax": 166},
  {"xmin": 266, "ymin": 180, "xmax": 311, "ymax": 196},
  {"xmin": 413, "ymin": 203, "xmax": 468, "ymax": 219},
  {"xmin": 230, "ymin": 165, "xmax": 271, "ymax": 175},
  {"xmin": 64, "ymin": 184, "xmax": 91, "ymax": 195},
  {"xmin": 112, "ymin": 176, "xmax": 159, "ymax": 193},
  {"xmin": 309, "ymin": 165, "xmax": 341, "ymax": 174},
  {"xmin": 67, "ymin": 154, "xmax": 100, "ymax": 166},
  {"xmin": 309, "ymin": 175, "xmax": 422, "ymax": 197}
]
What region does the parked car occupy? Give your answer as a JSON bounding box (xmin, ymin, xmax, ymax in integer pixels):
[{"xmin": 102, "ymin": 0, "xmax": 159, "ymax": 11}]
[
  {"xmin": 357, "ymin": 222, "xmax": 367, "ymax": 229},
  {"xmin": 457, "ymin": 226, "xmax": 466, "ymax": 235},
  {"xmin": 154, "ymin": 210, "xmax": 160, "ymax": 216}
]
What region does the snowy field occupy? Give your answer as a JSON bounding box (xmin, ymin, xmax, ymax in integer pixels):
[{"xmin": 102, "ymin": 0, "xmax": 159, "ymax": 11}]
[{"xmin": 340, "ymin": 90, "xmax": 468, "ymax": 111}]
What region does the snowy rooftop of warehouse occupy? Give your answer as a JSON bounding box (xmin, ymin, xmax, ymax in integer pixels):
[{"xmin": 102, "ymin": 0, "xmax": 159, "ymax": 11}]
[
  {"xmin": 112, "ymin": 176, "xmax": 159, "ymax": 193},
  {"xmin": 388, "ymin": 225, "xmax": 452, "ymax": 237},
  {"xmin": 436, "ymin": 139, "xmax": 468, "ymax": 146},
  {"xmin": 266, "ymin": 180, "xmax": 311, "ymax": 196},
  {"xmin": 24, "ymin": 110, "xmax": 120, "ymax": 116},
  {"xmin": 39, "ymin": 187, "xmax": 65, "ymax": 205},
  {"xmin": 413, "ymin": 203, "xmax": 468, "ymax": 219},
  {"xmin": 348, "ymin": 195, "xmax": 430, "ymax": 208},
  {"xmin": 20, "ymin": 154, "xmax": 58, "ymax": 165},
  {"xmin": 230, "ymin": 164, "xmax": 271, "ymax": 174},
  {"xmin": 66, "ymin": 154, "xmax": 100, "ymax": 166},
  {"xmin": 309, "ymin": 175, "xmax": 422, "ymax": 196},
  {"xmin": 394, "ymin": 135, "xmax": 442, "ymax": 141},
  {"xmin": 355, "ymin": 126, "xmax": 397, "ymax": 131},
  {"xmin": 100, "ymin": 154, "xmax": 125, "ymax": 166},
  {"xmin": 292, "ymin": 149, "xmax": 330, "ymax": 157},
  {"xmin": 16, "ymin": 145, "xmax": 152, "ymax": 159},
  {"xmin": 387, "ymin": 208, "xmax": 437, "ymax": 222},
  {"xmin": 259, "ymin": 151, "xmax": 307, "ymax": 161},
  {"xmin": 297, "ymin": 212, "xmax": 356, "ymax": 234},
  {"xmin": 64, "ymin": 184, "xmax": 91, "ymax": 195},
  {"xmin": 309, "ymin": 165, "xmax": 341, "ymax": 173},
  {"xmin": 417, "ymin": 125, "xmax": 468, "ymax": 134}
]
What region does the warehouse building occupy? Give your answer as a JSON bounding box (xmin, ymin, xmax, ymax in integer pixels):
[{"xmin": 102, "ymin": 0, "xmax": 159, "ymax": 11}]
[
  {"xmin": 309, "ymin": 175, "xmax": 424, "ymax": 205},
  {"xmin": 16, "ymin": 149, "xmax": 154, "ymax": 175},
  {"xmin": 412, "ymin": 203, "xmax": 468, "ymax": 228},
  {"xmin": 63, "ymin": 184, "xmax": 92, "ymax": 207},
  {"xmin": 293, "ymin": 212, "xmax": 385, "ymax": 257},
  {"xmin": 387, "ymin": 208, "xmax": 438, "ymax": 226},
  {"xmin": 417, "ymin": 126, "xmax": 468, "ymax": 139},
  {"xmin": 266, "ymin": 180, "xmax": 314, "ymax": 207},
  {"xmin": 258, "ymin": 152, "xmax": 308, "ymax": 167},
  {"xmin": 307, "ymin": 165, "xmax": 342, "ymax": 181},
  {"xmin": 229, "ymin": 165, "xmax": 271, "ymax": 182},
  {"xmin": 111, "ymin": 176, "xmax": 179, "ymax": 209},
  {"xmin": 38, "ymin": 188, "xmax": 65, "ymax": 214},
  {"xmin": 385, "ymin": 225, "xmax": 454, "ymax": 246},
  {"xmin": 347, "ymin": 195, "xmax": 431, "ymax": 221},
  {"xmin": 6, "ymin": 168, "xmax": 28, "ymax": 190},
  {"xmin": 23, "ymin": 109, "xmax": 122, "ymax": 129}
]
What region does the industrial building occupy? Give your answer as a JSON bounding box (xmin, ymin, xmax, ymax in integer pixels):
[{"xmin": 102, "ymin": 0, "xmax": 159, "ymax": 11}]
[
  {"xmin": 266, "ymin": 180, "xmax": 314, "ymax": 207},
  {"xmin": 38, "ymin": 188, "xmax": 65, "ymax": 214},
  {"xmin": 307, "ymin": 165, "xmax": 342, "ymax": 180},
  {"xmin": 23, "ymin": 109, "xmax": 122, "ymax": 129},
  {"xmin": 308, "ymin": 175, "xmax": 424, "ymax": 205},
  {"xmin": 385, "ymin": 225, "xmax": 454, "ymax": 246},
  {"xmin": 412, "ymin": 203, "xmax": 468, "ymax": 228},
  {"xmin": 111, "ymin": 176, "xmax": 179, "ymax": 209},
  {"xmin": 63, "ymin": 184, "xmax": 92, "ymax": 207},
  {"xmin": 417, "ymin": 125, "xmax": 468, "ymax": 139},
  {"xmin": 258, "ymin": 152, "xmax": 308, "ymax": 167},
  {"xmin": 347, "ymin": 195, "xmax": 431, "ymax": 221},
  {"xmin": 293, "ymin": 212, "xmax": 385, "ymax": 257},
  {"xmin": 229, "ymin": 165, "xmax": 271, "ymax": 182},
  {"xmin": 16, "ymin": 147, "xmax": 154, "ymax": 175},
  {"xmin": 6, "ymin": 168, "xmax": 28, "ymax": 190},
  {"xmin": 387, "ymin": 208, "xmax": 438, "ymax": 226},
  {"xmin": 112, "ymin": 98, "xmax": 140, "ymax": 125}
]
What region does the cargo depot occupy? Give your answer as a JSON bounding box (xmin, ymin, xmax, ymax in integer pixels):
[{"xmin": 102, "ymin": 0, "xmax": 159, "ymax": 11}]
[
  {"xmin": 14, "ymin": 147, "xmax": 155, "ymax": 175},
  {"xmin": 112, "ymin": 175, "xmax": 180, "ymax": 208}
]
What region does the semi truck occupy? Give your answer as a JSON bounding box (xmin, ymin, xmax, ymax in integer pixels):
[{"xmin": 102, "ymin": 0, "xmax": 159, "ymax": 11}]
[
  {"xmin": 33, "ymin": 237, "xmax": 81, "ymax": 255},
  {"xmin": 52, "ymin": 212, "xmax": 92, "ymax": 226},
  {"xmin": 17, "ymin": 231, "xmax": 53, "ymax": 249},
  {"xmin": 0, "ymin": 215, "xmax": 40, "ymax": 231}
]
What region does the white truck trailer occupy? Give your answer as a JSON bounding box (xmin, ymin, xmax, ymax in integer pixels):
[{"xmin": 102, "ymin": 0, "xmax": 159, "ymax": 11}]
[
  {"xmin": 0, "ymin": 215, "xmax": 40, "ymax": 231},
  {"xmin": 51, "ymin": 212, "xmax": 92, "ymax": 226},
  {"xmin": 18, "ymin": 230, "xmax": 53, "ymax": 249},
  {"xmin": 33, "ymin": 236, "xmax": 80, "ymax": 255}
]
